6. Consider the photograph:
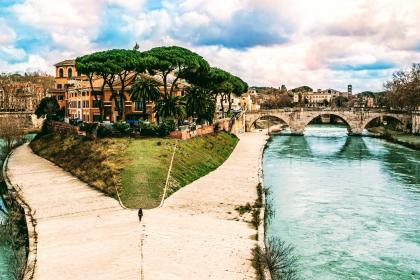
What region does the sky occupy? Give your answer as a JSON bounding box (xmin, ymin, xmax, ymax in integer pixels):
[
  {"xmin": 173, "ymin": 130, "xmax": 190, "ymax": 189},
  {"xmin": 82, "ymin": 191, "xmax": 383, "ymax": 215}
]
[{"xmin": 0, "ymin": 0, "xmax": 420, "ymax": 92}]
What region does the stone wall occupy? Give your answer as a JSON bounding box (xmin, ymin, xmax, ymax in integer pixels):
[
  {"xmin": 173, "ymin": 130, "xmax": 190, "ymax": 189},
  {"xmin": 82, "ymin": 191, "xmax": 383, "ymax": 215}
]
[
  {"xmin": 169, "ymin": 124, "xmax": 214, "ymax": 140},
  {"xmin": 412, "ymin": 113, "xmax": 420, "ymax": 134}
]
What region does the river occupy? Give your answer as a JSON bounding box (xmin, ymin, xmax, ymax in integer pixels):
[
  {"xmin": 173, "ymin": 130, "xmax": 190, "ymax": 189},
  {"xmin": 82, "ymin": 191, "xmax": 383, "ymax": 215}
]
[
  {"xmin": 264, "ymin": 124, "xmax": 420, "ymax": 279},
  {"xmin": 0, "ymin": 134, "xmax": 36, "ymax": 280}
]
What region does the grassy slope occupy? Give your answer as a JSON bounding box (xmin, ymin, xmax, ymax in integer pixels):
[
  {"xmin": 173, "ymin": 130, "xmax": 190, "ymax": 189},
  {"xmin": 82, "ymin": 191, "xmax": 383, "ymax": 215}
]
[
  {"xmin": 30, "ymin": 132, "xmax": 238, "ymax": 209},
  {"xmin": 30, "ymin": 133, "xmax": 129, "ymax": 197}
]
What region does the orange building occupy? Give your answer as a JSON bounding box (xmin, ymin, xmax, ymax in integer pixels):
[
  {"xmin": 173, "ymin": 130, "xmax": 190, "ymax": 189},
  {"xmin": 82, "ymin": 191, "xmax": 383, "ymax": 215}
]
[{"xmin": 50, "ymin": 59, "xmax": 186, "ymax": 123}]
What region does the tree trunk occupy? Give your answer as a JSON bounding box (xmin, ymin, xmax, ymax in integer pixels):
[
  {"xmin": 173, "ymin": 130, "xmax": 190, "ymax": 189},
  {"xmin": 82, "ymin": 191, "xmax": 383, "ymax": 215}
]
[
  {"xmin": 227, "ymin": 93, "xmax": 232, "ymax": 113},
  {"xmin": 143, "ymin": 97, "xmax": 147, "ymax": 119},
  {"xmin": 169, "ymin": 74, "xmax": 180, "ymax": 97},
  {"xmin": 163, "ymin": 72, "xmax": 168, "ymax": 98},
  {"xmin": 119, "ymin": 89, "xmax": 125, "ymax": 121},
  {"xmin": 220, "ymin": 94, "xmax": 225, "ymax": 118}
]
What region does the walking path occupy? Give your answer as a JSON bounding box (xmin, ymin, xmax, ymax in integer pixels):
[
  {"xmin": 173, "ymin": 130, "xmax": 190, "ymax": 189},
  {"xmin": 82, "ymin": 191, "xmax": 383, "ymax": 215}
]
[{"xmin": 6, "ymin": 132, "xmax": 267, "ymax": 280}]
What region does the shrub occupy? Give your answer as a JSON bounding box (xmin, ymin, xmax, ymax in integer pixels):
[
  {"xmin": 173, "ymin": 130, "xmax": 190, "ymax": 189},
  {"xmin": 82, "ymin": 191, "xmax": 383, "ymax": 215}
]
[
  {"xmin": 257, "ymin": 237, "xmax": 300, "ymax": 280},
  {"xmin": 139, "ymin": 122, "xmax": 158, "ymax": 136},
  {"xmin": 79, "ymin": 123, "xmax": 97, "ymax": 133},
  {"xmin": 97, "ymin": 125, "xmax": 113, "ymax": 138},
  {"xmin": 69, "ymin": 118, "xmax": 83, "ymax": 126},
  {"xmin": 113, "ymin": 121, "xmax": 131, "ymax": 135},
  {"xmin": 40, "ymin": 120, "xmax": 53, "ymax": 135},
  {"xmin": 157, "ymin": 119, "xmax": 176, "ymax": 137}
]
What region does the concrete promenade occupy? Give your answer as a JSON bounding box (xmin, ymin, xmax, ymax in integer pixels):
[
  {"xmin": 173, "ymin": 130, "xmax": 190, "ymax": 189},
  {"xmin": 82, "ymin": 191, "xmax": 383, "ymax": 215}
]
[{"xmin": 6, "ymin": 132, "xmax": 267, "ymax": 280}]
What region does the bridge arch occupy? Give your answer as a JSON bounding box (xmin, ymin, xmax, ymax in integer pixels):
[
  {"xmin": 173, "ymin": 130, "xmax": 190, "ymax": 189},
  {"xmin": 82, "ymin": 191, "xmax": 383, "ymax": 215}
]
[
  {"xmin": 301, "ymin": 112, "xmax": 354, "ymax": 134},
  {"xmin": 249, "ymin": 114, "xmax": 290, "ymax": 132},
  {"xmin": 362, "ymin": 114, "xmax": 407, "ymax": 131}
]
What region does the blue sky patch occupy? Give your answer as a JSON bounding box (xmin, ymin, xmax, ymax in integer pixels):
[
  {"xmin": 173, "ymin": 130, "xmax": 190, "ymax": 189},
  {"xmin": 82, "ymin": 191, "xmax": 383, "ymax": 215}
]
[
  {"xmin": 331, "ymin": 60, "xmax": 396, "ymax": 71},
  {"xmin": 188, "ymin": 8, "xmax": 290, "ymax": 49},
  {"xmin": 93, "ymin": 4, "xmax": 134, "ymax": 49}
]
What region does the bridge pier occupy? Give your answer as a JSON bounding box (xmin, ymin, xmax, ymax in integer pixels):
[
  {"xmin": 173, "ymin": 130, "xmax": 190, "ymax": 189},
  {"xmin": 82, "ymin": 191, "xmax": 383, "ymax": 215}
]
[{"xmin": 289, "ymin": 126, "xmax": 304, "ymax": 136}]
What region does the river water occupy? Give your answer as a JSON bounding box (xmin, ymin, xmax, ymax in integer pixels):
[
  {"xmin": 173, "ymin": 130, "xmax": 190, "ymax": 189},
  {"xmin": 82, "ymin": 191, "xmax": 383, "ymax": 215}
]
[
  {"xmin": 0, "ymin": 134, "xmax": 36, "ymax": 280},
  {"xmin": 264, "ymin": 124, "xmax": 420, "ymax": 279}
]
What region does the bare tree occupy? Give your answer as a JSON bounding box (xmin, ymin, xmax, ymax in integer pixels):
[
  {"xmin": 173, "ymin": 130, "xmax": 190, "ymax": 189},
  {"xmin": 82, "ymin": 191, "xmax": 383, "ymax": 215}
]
[
  {"xmin": 385, "ymin": 63, "xmax": 420, "ymax": 110},
  {"xmin": 0, "ymin": 115, "xmax": 26, "ymax": 156}
]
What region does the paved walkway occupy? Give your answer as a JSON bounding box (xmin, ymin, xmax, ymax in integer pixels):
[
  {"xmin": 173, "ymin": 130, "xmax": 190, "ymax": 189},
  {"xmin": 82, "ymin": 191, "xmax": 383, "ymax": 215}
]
[{"xmin": 6, "ymin": 133, "xmax": 266, "ymax": 280}]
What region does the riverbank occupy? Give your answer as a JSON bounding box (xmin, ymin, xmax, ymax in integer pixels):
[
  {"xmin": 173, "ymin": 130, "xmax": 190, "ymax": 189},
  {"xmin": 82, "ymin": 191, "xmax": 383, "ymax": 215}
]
[
  {"xmin": 0, "ymin": 138, "xmax": 37, "ymax": 280},
  {"xmin": 6, "ymin": 132, "xmax": 268, "ymax": 279},
  {"xmin": 30, "ymin": 132, "xmax": 238, "ymax": 208},
  {"xmin": 367, "ymin": 127, "xmax": 420, "ymax": 150}
]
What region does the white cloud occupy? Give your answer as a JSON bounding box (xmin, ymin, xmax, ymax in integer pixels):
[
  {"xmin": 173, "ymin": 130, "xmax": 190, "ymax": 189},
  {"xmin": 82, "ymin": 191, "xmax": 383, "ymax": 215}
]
[{"xmin": 1, "ymin": 0, "xmax": 420, "ymax": 91}]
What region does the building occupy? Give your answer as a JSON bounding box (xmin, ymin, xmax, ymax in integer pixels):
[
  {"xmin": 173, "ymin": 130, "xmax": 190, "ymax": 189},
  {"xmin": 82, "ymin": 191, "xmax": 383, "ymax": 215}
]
[
  {"xmin": 50, "ymin": 59, "xmax": 186, "ymax": 123},
  {"xmin": 291, "ymin": 86, "xmax": 352, "ymax": 107},
  {"xmin": 216, "ymin": 95, "xmax": 241, "ymax": 117},
  {"xmin": 240, "ymin": 93, "xmax": 260, "ymax": 111},
  {"xmin": 0, "ymin": 81, "xmax": 46, "ymax": 112}
]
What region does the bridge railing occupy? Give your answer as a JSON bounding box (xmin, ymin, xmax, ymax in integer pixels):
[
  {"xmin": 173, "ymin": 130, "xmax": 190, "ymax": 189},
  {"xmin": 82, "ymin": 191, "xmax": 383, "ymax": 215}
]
[{"xmin": 246, "ymin": 107, "xmax": 413, "ymax": 114}]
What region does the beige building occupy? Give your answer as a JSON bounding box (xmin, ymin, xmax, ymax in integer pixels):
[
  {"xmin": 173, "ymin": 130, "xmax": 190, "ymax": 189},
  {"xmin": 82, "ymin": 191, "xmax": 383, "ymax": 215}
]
[
  {"xmin": 292, "ymin": 87, "xmax": 351, "ymax": 107},
  {"xmin": 0, "ymin": 81, "xmax": 46, "ymax": 112}
]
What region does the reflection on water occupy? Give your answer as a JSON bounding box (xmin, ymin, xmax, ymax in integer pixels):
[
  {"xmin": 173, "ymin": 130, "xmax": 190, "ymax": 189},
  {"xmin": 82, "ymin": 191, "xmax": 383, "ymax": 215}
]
[{"xmin": 264, "ymin": 124, "xmax": 420, "ymax": 279}]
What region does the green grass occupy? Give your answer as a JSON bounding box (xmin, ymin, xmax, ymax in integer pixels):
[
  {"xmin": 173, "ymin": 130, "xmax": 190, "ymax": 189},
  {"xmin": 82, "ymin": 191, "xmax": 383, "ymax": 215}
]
[
  {"xmin": 121, "ymin": 132, "xmax": 238, "ymax": 208},
  {"xmin": 30, "ymin": 133, "xmax": 129, "ymax": 197},
  {"xmin": 30, "ymin": 132, "xmax": 238, "ymax": 209}
]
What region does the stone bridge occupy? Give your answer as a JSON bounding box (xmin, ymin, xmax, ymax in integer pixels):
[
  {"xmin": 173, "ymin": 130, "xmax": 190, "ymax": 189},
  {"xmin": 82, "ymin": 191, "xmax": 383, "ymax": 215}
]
[{"xmin": 244, "ymin": 108, "xmax": 416, "ymax": 135}]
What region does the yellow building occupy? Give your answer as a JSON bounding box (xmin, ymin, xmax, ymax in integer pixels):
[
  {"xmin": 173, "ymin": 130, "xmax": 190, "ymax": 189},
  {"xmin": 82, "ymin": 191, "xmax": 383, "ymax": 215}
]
[{"xmin": 51, "ymin": 59, "xmax": 186, "ymax": 123}]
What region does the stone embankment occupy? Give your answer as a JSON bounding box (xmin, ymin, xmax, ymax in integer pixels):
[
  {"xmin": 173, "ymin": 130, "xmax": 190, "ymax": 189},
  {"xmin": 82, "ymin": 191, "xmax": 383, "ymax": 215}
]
[{"xmin": 6, "ymin": 132, "xmax": 267, "ymax": 280}]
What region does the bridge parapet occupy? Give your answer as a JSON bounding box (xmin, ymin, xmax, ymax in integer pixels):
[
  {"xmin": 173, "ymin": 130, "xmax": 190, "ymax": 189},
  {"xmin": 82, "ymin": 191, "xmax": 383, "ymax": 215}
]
[{"xmin": 244, "ymin": 109, "xmax": 413, "ymax": 135}]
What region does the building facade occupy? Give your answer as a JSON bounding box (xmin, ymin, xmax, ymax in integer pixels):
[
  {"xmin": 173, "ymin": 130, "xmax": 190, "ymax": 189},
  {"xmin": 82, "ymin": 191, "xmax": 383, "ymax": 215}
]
[
  {"xmin": 292, "ymin": 86, "xmax": 352, "ymax": 107},
  {"xmin": 0, "ymin": 81, "xmax": 46, "ymax": 112},
  {"xmin": 50, "ymin": 59, "xmax": 185, "ymax": 123}
]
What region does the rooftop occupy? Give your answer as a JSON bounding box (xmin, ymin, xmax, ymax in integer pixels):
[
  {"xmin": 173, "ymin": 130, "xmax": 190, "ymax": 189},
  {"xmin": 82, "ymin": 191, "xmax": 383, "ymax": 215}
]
[{"xmin": 54, "ymin": 59, "xmax": 75, "ymax": 67}]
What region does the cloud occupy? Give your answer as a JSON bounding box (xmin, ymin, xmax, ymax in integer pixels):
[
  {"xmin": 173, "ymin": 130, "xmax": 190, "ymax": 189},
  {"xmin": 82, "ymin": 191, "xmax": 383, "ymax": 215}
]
[{"xmin": 0, "ymin": 0, "xmax": 420, "ymax": 92}]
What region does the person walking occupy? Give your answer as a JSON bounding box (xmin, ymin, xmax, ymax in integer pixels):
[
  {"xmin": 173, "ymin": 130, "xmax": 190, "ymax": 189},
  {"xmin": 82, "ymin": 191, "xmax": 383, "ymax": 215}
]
[{"xmin": 138, "ymin": 208, "xmax": 143, "ymax": 222}]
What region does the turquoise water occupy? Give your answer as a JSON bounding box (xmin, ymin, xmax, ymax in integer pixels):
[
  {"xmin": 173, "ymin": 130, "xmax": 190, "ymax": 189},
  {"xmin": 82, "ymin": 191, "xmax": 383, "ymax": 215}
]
[{"xmin": 264, "ymin": 125, "xmax": 420, "ymax": 279}]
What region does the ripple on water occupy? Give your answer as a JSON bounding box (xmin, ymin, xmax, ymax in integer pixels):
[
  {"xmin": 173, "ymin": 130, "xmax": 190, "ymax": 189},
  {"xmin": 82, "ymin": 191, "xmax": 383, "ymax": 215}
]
[{"xmin": 265, "ymin": 125, "xmax": 420, "ymax": 279}]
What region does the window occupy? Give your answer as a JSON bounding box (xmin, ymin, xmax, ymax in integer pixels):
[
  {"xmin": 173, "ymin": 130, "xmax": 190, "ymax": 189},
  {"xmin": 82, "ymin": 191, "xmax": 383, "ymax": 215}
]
[
  {"xmin": 68, "ymin": 68, "xmax": 73, "ymax": 78},
  {"xmin": 93, "ymin": 100, "xmax": 101, "ymax": 108},
  {"xmin": 135, "ymin": 101, "xmax": 142, "ymax": 111},
  {"xmin": 77, "ymin": 101, "xmax": 81, "ymax": 108},
  {"xmin": 59, "ymin": 68, "xmax": 64, "ymax": 78},
  {"xmin": 58, "ymin": 95, "xmax": 64, "ymax": 101},
  {"xmin": 57, "ymin": 84, "xmax": 62, "ymax": 89}
]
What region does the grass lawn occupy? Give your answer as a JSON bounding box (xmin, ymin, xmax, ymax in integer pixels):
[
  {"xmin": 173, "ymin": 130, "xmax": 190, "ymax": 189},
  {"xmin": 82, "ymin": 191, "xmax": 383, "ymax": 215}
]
[{"xmin": 30, "ymin": 132, "xmax": 238, "ymax": 209}]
